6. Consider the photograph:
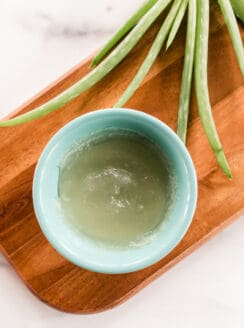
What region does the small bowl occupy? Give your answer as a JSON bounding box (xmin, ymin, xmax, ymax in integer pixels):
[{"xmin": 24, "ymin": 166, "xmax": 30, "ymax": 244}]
[{"xmin": 33, "ymin": 108, "xmax": 197, "ymax": 274}]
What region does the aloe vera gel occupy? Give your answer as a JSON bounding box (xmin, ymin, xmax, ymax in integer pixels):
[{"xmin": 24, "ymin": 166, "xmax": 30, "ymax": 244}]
[{"xmin": 58, "ymin": 130, "xmax": 175, "ymax": 248}]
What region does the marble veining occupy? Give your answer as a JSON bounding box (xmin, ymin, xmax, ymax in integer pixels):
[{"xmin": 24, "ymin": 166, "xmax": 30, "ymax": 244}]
[{"xmin": 20, "ymin": 11, "xmax": 116, "ymax": 39}]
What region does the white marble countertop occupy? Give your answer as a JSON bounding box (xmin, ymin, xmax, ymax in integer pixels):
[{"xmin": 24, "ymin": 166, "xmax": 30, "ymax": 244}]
[{"xmin": 0, "ymin": 1, "xmax": 243, "ymax": 327}]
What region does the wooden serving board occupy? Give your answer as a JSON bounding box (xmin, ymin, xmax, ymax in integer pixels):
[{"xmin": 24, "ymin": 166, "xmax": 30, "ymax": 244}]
[{"xmin": 0, "ymin": 4, "xmax": 243, "ymax": 313}]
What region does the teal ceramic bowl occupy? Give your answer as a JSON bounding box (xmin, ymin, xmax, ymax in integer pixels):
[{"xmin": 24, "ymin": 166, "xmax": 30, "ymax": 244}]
[{"xmin": 33, "ymin": 108, "xmax": 197, "ymax": 274}]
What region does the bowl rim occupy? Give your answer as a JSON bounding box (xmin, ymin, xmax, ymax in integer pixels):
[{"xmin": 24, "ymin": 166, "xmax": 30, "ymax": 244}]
[{"xmin": 33, "ymin": 108, "xmax": 198, "ymax": 274}]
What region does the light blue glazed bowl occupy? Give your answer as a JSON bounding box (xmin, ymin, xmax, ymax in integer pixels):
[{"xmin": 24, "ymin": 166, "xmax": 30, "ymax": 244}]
[{"xmin": 33, "ymin": 108, "xmax": 197, "ymax": 274}]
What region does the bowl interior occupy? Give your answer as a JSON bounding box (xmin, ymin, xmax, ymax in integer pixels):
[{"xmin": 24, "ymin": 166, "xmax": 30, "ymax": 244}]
[{"xmin": 33, "ymin": 109, "xmax": 197, "ymax": 273}]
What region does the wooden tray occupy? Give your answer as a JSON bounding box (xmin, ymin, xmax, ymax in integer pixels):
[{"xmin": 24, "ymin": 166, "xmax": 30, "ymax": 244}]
[{"xmin": 0, "ymin": 5, "xmax": 243, "ymax": 313}]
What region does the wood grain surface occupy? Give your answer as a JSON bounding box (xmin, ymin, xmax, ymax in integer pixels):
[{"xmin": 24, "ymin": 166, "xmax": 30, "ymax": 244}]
[{"xmin": 0, "ymin": 4, "xmax": 243, "ymax": 313}]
